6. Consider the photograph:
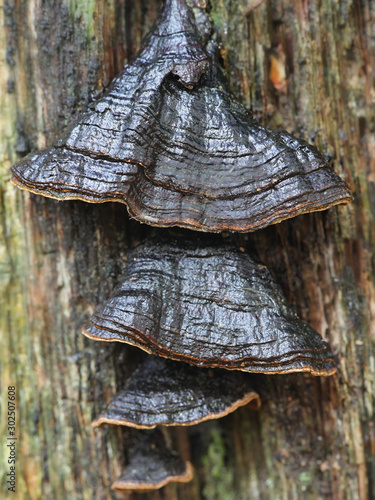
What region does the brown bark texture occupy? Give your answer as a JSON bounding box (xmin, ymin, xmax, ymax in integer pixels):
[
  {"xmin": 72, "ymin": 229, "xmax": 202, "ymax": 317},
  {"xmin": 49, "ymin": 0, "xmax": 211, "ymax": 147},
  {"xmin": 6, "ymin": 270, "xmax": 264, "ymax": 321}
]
[{"xmin": 0, "ymin": 0, "xmax": 374, "ymax": 499}]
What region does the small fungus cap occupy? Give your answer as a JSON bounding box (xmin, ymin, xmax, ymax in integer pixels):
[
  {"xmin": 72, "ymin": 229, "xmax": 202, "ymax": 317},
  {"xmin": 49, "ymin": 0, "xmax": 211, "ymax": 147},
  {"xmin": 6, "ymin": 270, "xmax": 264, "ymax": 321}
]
[
  {"xmin": 112, "ymin": 429, "xmax": 194, "ymax": 492},
  {"xmin": 92, "ymin": 355, "xmax": 260, "ymax": 429}
]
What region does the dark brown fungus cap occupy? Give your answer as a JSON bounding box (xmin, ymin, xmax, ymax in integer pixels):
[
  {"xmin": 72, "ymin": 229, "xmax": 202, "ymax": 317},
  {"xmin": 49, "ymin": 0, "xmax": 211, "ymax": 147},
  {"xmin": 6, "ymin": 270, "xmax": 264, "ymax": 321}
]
[
  {"xmin": 112, "ymin": 429, "xmax": 194, "ymax": 492},
  {"xmin": 11, "ymin": 1, "xmax": 351, "ymax": 233},
  {"xmin": 83, "ymin": 240, "xmax": 337, "ymax": 376},
  {"xmin": 92, "ymin": 355, "xmax": 260, "ymax": 429}
]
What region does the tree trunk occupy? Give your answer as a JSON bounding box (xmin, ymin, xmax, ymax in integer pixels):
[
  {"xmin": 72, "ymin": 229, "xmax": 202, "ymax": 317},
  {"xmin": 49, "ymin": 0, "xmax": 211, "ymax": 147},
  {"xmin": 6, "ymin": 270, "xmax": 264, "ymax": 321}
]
[{"xmin": 1, "ymin": 0, "xmax": 374, "ymax": 499}]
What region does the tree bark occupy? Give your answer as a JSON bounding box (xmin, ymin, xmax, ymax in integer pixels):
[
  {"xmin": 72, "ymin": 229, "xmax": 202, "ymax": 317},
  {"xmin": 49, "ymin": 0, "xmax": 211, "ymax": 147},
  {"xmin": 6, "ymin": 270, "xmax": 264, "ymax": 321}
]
[{"xmin": 0, "ymin": 0, "xmax": 374, "ymax": 499}]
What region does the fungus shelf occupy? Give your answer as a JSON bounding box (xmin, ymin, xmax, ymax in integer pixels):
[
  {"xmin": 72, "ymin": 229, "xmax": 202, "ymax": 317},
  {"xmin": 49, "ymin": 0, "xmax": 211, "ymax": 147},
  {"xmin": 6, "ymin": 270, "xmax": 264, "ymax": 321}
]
[
  {"xmin": 11, "ymin": 0, "xmax": 351, "ymax": 233},
  {"xmin": 93, "ymin": 355, "xmax": 260, "ymax": 429},
  {"xmin": 83, "ymin": 239, "xmax": 337, "ymax": 376},
  {"xmin": 112, "ymin": 429, "xmax": 194, "ymax": 492}
]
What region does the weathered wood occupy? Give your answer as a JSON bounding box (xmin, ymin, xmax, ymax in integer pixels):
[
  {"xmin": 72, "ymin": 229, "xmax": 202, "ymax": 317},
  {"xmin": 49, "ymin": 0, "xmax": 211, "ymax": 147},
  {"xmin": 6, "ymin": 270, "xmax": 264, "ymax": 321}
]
[{"xmin": 0, "ymin": 1, "xmax": 374, "ymax": 499}]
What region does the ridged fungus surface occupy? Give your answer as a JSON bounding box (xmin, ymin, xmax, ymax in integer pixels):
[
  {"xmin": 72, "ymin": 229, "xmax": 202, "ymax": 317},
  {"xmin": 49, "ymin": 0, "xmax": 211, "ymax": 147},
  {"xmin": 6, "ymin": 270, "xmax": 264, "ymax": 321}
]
[
  {"xmin": 92, "ymin": 355, "xmax": 260, "ymax": 429},
  {"xmin": 11, "ymin": 0, "xmax": 351, "ymax": 233},
  {"xmin": 111, "ymin": 429, "xmax": 194, "ymax": 492},
  {"xmin": 83, "ymin": 240, "xmax": 337, "ymax": 376}
]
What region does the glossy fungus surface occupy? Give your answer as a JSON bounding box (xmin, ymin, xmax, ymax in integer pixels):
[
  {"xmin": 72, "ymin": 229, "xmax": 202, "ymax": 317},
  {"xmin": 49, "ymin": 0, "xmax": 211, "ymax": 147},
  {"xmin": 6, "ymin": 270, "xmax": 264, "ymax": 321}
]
[
  {"xmin": 11, "ymin": 0, "xmax": 351, "ymax": 233},
  {"xmin": 112, "ymin": 429, "xmax": 194, "ymax": 492},
  {"xmin": 92, "ymin": 355, "xmax": 260, "ymax": 429},
  {"xmin": 83, "ymin": 240, "xmax": 337, "ymax": 376}
]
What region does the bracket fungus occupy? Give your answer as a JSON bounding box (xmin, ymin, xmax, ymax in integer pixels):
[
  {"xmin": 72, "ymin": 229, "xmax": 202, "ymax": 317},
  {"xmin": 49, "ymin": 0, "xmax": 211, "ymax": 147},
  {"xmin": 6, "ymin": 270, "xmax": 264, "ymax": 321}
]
[
  {"xmin": 92, "ymin": 355, "xmax": 260, "ymax": 429},
  {"xmin": 112, "ymin": 429, "xmax": 194, "ymax": 492},
  {"xmin": 11, "ymin": 0, "xmax": 351, "ymax": 233},
  {"xmin": 8, "ymin": 0, "xmax": 350, "ymax": 493},
  {"xmin": 83, "ymin": 240, "xmax": 337, "ymax": 376}
]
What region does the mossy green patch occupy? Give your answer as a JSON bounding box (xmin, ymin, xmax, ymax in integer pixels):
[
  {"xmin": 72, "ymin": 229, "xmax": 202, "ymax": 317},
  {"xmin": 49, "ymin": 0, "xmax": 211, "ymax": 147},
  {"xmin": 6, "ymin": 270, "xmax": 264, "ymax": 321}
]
[
  {"xmin": 202, "ymin": 429, "xmax": 235, "ymax": 500},
  {"xmin": 68, "ymin": 0, "xmax": 96, "ymax": 41}
]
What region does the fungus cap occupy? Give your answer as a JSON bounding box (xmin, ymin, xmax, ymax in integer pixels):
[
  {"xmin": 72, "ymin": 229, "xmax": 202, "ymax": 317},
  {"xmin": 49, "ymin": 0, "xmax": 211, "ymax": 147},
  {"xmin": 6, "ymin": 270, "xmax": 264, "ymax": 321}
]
[
  {"xmin": 11, "ymin": 0, "xmax": 351, "ymax": 233},
  {"xmin": 93, "ymin": 355, "xmax": 260, "ymax": 429},
  {"xmin": 112, "ymin": 429, "xmax": 194, "ymax": 492},
  {"xmin": 83, "ymin": 240, "xmax": 337, "ymax": 376}
]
